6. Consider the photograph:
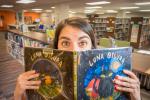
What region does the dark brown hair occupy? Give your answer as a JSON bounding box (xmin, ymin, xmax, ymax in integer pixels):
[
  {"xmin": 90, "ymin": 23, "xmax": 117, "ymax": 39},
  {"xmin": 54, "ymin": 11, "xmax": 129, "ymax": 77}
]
[{"xmin": 53, "ymin": 17, "xmax": 97, "ymax": 49}]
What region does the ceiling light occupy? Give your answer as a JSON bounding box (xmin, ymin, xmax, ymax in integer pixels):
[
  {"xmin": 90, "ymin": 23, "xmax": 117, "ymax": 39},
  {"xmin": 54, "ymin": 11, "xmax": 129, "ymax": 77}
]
[
  {"xmin": 106, "ymin": 10, "xmax": 118, "ymax": 13},
  {"xmin": 0, "ymin": 5, "xmax": 14, "ymax": 8},
  {"xmin": 135, "ymin": 2, "xmax": 150, "ymax": 5},
  {"xmin": 120, "ymin": 7, "xmax": 139, "ymax": 9},
  {"xmin": 140, "ymin": 10, "xmax": 150, "ymax": 12},
  {"xmin": 84, "ymin": 10, "xmax": 95, "ymax": 14},
  {"xmin": 68, "ymin": 11, "xmax": 76, "ymax": 13},
  {"xmin": 125, "ymin": 11, "xmax": 131, "ymax": 13},
  {"xmin": 45, "ymin": 10, "xmax": 52, "ymax": 12},
  {"xmin": 84, "ymin": 12, "xmax": 93, "ymax": 14},
  {"xmin": 86, "ymin": 1, "xmax": 110, "ymax": 5},
  {"xmin": 23, "ymin": 10, "xmax": 28, "ymax": 12},
  {"xmin": 32, "ymin": 9, "xmax": 42, "ymax": 11},
  {"xmin": 84, "ymin": 10, "xmax": 95, "ymax": 12},
  {"xmin": 34, "ymin": 11, "xmax": 42, "ymax": 13},
  {"xmin": 85, "ymin": 6, "xmax": 102, "ymax": 9},
  {"xmin": 97, "ymin": 12, "xmax": 105, "ymax": 14},
  {"xmin": 51, "ymin": 7, "xmax": 55, "ymax": 9},
  {"xmin": 16, "ymin": 0, "xmax": 36, "ymax": 4}
]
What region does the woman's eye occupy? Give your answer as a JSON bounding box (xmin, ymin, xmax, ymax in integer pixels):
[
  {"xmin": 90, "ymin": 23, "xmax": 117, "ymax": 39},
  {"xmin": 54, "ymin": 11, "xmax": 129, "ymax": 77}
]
[
  {"xmin": 79, "ymin": 41, "xmax": 87, "ymax": 47},
  {"xmin": 61, "ymin": 41, "xmax": 70, "ymax": 48}
]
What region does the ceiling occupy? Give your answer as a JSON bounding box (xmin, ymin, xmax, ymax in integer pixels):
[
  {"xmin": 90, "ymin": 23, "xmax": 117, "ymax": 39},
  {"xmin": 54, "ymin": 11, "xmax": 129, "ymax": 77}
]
[{"xmin": 1, "ymin": 0, "xmax": 150, "ymax": 14}]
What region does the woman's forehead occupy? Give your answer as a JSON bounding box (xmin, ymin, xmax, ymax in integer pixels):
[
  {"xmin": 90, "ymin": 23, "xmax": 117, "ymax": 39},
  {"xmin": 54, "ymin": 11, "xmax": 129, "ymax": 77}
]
[{"xmin": 59, "ymin": 25, "xmax": 89, "ymax": 39}]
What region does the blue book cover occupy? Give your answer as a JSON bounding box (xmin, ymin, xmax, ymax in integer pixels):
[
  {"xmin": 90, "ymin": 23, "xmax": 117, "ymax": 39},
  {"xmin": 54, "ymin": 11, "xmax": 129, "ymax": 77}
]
[{"xmin": 77, "ymin": 47, "xmax": 132, "ymax": 100}]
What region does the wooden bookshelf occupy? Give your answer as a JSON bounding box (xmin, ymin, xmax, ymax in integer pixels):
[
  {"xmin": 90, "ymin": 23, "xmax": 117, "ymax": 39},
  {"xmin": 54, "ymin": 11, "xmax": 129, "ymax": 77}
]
[
  {"xmin": 6, "ymin": 29, "xmax": 51, "ymax": 64},
  {"xmin": 129, "ymin": 17, "xmax": 150, "ymax": 48},
  {"xmin": 94, "ymin": 17, "xmax": 107, "ymax": 38},
  {"xmin": 87, "ymin": 16, "xmax": 130, "ymax": 41},
  {"xmin": 115, "ymin": 18, "xmax": 130, "ymax": 40}
]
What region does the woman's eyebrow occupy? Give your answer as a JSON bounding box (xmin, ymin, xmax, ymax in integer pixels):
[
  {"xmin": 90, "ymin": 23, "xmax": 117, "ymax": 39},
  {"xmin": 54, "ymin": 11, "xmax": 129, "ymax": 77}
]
[
  {"xmin": 59, "ymin": 36, "xmax": 70, "ymax": 40},
  {"xmin": 79, "ymin": 35, "xmax": 90, "ymax": 40}
]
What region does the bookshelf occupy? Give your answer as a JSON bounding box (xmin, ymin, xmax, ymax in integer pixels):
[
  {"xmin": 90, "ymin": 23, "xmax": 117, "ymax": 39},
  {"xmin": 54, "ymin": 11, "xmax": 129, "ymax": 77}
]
[
  {"xmin": 140, "ymin": 18, "xmax": 150, "ymax": 48},
  {"xmin": 129, "ymin": 17, "xmax": 150, "ymax": 48},
  {"xmin": 88, "ymin": 16, "xmax": 130, "ymax": 42},
  {"xmin": 6, "ymin": 30, "xmax": 50, "ymax": 64},
  {"xmin": 94, "ymin": 18, "xmax": 107, "ymax": 39},
  {"xmin": 115, "ymin": 18, "xmax": 130, "ymax": 40}
]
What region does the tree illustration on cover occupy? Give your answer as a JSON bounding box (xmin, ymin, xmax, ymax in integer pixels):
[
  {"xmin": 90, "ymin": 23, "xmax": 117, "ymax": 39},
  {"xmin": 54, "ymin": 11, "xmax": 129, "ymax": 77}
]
[
  {"xmin": 84, "ymin": 58, "xmax": 127, "ymax": 100},
  {"xmin": 32, "ymin": 59, "xmax": 63, "ymax": 100}
]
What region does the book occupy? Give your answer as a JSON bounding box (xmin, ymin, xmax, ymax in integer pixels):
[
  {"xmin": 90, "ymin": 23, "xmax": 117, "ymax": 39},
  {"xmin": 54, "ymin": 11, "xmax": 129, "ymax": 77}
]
[{"xmin": 24, "ymin": 47, "xmax": 132, "ymax": 100}]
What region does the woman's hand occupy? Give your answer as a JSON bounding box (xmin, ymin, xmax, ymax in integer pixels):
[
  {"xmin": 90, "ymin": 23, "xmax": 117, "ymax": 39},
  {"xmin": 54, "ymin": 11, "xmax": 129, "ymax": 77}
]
[
  {"xmin": 114, "ymin": 70, "xmax": 141, "ymax": 100},
  {"xmin": 14, "ymin": 70, "xmax": 41, "ymax": 100}
]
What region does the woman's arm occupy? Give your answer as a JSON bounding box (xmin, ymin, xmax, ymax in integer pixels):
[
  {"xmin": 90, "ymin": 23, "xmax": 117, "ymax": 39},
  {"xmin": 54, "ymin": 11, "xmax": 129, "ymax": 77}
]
[
  {"xmin": 114, "ymin": 70, "xmax": 141, "ymax": 100},
  {"xmin": 14, "ymin": 70, "xmax": 41, "ymax": 100}
]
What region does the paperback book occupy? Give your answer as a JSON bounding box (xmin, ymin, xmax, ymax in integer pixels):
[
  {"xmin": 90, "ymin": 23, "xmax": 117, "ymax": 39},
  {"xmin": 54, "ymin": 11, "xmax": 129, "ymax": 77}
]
[{"xmin": 24, "ymin": 47, "xmax": 132, "ymax": 100}]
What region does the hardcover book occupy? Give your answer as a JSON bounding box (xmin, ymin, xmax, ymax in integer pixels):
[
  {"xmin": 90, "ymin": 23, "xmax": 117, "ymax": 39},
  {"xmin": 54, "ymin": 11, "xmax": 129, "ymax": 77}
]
[{"xmin": 24, "ymin": 47, "xmax": 132, "ymax": 100}]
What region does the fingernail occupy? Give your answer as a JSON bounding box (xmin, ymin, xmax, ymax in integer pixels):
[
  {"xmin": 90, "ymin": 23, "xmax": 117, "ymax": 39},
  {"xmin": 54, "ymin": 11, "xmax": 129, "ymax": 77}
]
[
  {"xmin": 115, "ymin": 85, "xmax": 118, "ymax": 90},
  {"xmin": 115, "ymin": 75, "xmax": 119, "ymax": 79}
]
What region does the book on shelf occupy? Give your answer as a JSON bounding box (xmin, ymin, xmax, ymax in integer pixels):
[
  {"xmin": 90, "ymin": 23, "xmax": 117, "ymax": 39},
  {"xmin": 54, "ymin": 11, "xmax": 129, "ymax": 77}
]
[{"xmin": 24, "ymin": 47, "xmax": 132, "ymax": 100}]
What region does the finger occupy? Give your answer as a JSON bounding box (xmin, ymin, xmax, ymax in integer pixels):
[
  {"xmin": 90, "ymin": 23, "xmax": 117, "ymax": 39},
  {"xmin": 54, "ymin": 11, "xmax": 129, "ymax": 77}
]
[
  {"xmin": 21, "ymin": 70, "xmax": 36, "ymax": 78},
  {"xmin": 26, "ymin": 80, "xmax": 41, "ymax": 86},
  {"xmin": 123, "ymin": 70, "xmax": 139, "ymax": 81},
  {"xmin": 116, "ymin": 86, "xmax": 135, "ymax": 93},
  {"xmin": 26, "ymin": 73, "xmax": 40, "ymax": 80},
  {"xmin": 26, "ymin": 86, "xmax": 40, "ymax": 90},
  {"xmin": 114, "ymin": 79, "xmax": 137, "ymax": 89},
  {"xmin": 115, "ymin": 75, "xmax": 139, "ymax": 84}
]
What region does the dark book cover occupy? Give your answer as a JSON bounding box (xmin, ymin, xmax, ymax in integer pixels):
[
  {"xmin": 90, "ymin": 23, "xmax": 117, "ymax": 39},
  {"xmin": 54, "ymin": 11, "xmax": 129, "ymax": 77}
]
[
  {"xmin": 24, "ymin": 47, "xmax": 132, "ymax": 100},
  {"xmin": 24, "ymin": 47, "xmax": 74, "ymax": 100}
]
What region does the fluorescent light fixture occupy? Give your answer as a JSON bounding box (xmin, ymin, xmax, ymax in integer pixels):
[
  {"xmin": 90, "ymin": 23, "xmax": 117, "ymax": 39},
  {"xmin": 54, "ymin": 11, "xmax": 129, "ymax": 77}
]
[
  {"xmin": 23, "ymin": 10, "xmax": 28, "ymax": 12},
  {"xmin": 16, "ymin": 0, "xmax": 36, "ymax": 4},
  {"xmin": 97, "ymin": 12, "xmax": 105, "ymax": 14},
  {"xmin": 135, "ymin": 2, "xmax": 150, "ymax": 5},
  {"xmin": 106, "ymin": 10, "xmax": 118, "ymax": 13},
  {"xmin": 32, "ymin": 8, "xmax": 42, "ymax": 11},
  {"xmin": 140, "ymin": 10, "xmax": 150, "ymax": 12},
  {"xmin": 68, "ymin": 11, "xmax": 76, "ymax": 13},
  {"xmin": 34, "ymin": 11, "xmax": 42, "ymax": 13},
  {"xmin": 125, "ymin": 11, "xmax": 131, "ymax": 13},
  {"xmin": 45, "ymin": 10, "xmax": 52, "ymax": 12},
  {"xmin": 84, "ymin": 12, "xmax": 93, "ymax": 14},
  {"xmin": 0, "ymin": 5, "xmax": 14, "ymax": 8},
  {"xmin": 84, "ymin": 10, "xmax": 95, "ymax": 13},
  {"xmin": 84, "ymin": 9, "xmax": 95, "ymax": 12},
  {"xmin": 85, "ymin": 6, "xmax": 102, "ymax": 9},
  {"xmin": 51, "ymin": 7, "xmax": 55, "ymax": 9},
  {"xmin": 86, "ymin": 1, "xmax": 110, "ymax": 5},
  {"xmin": 120, "ymin": 7, "xmax": 139, "ymax": 9}
]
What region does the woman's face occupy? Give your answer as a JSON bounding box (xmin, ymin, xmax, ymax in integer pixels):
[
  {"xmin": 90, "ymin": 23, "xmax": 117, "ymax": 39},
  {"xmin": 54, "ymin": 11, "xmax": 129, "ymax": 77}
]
[{"xmin": 58, "ymin": 25, "xmax": 92, "ymax": 51}]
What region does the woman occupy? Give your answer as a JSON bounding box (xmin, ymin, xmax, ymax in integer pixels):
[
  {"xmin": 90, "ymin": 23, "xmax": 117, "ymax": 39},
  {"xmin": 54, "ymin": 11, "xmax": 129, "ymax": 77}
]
[{"xmin": 14, "ymin": 17, "xmax": 141, "ymax": 100}]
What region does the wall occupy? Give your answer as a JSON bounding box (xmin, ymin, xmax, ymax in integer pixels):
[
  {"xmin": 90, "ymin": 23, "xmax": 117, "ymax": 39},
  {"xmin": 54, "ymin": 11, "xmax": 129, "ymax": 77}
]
[
  {"xmin": 0, "ymin": 10, "xmax": 16, "ymax": 30},
  {"xmin": 24, "ymin": 12, "xmax": 40, "ymax": 22}
]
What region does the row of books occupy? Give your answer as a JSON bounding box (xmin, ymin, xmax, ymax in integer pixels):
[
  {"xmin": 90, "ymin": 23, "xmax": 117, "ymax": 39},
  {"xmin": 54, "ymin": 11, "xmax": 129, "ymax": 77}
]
[
  {"xmin": 7, "ymin": 32, "xmax": 49, "ymax": 64},
  {"xmin": 133, "ymin": 70, "xmax": 150, "ymax": 90}
]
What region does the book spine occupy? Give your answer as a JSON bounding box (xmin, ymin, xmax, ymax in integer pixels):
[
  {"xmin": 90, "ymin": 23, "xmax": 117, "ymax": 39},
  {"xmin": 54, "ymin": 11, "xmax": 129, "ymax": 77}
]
[{"xmin": 73, "ymin": 51, "xmax": 78, "ymax": 100}]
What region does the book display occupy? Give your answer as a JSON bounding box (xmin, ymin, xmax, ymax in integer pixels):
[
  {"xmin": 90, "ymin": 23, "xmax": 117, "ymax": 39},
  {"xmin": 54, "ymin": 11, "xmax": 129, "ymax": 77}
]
[{"xmin": 24, "ymin": 47, "xmax": 132, "ymax": 100}]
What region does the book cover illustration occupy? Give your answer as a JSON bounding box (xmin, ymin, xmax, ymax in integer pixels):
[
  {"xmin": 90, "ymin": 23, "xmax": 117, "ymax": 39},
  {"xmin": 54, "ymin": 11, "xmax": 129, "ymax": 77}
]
[
  {"xmin": 24, "ymin": 47, "xmax": 74, "ymax": 100},
  {"xmin": 77, "ymin": 47, "xmax": 132, "ymax": 100}
]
